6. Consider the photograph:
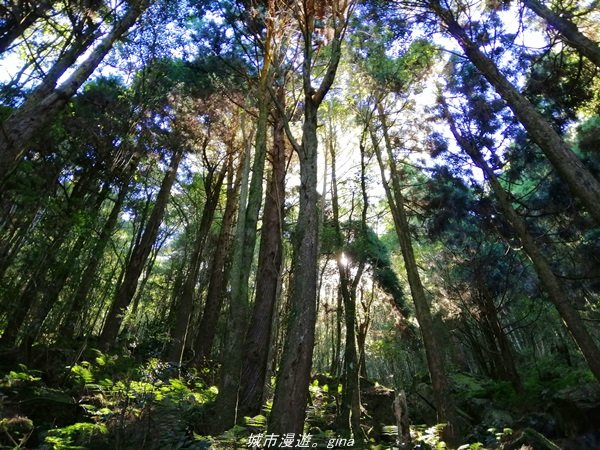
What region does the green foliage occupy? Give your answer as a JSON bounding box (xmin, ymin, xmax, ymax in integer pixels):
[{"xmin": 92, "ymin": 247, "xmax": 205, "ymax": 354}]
[{"xmin": 42, "ymin": 423, "xmax": 108, "ymax": 450}]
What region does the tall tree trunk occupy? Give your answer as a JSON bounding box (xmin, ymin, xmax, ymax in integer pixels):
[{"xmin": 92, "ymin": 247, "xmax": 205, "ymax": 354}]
[
  {"xmin": 167, "ymin": 165, "xmax": 226, "ymax": 363},
  {"xmin": 330, "ymin": 129, "xmax": 362, "ymax": 436},
  {"xmin": 476, "ymin": 280, "xmax": 522, "ymax": 391},
  {"xmin": 193, "ymin": 154, "xmax": 241, "ymax": 363},
  {"xmin": 522, "ymin": 0, "xmax": 600, "ymax": 68},
  {"xmin": 371, "ymin": 100, "xmax": 459, "ymax": 444},
  {"xmin": 0, "ymin": 174, "xmax": 94, "ymax": 349},
  {"xmin": 430, "ymin": 0, "xmax": 600, "ymax": 225},
  {"xmin": 19, "ymin": 183, "xmax": 110, "ymax": 352},
  {"xmin": 0, "ymin": 0, "xmax": 148, "ymax": 181},
  {"xmin": 442, "ymin": 100, "xmax": 600, "ymax": 382},
  {"xmin": 237, "ymin": 88, "xmax": 287, "ymax": 419},
  {"xmin": 213, "ymin": 82, "xmax": 269, "ymax": 430},
  {"xmin": 269, "ymin": 1, "xmax": 352, "ymax": 434},
  {"xmin": 99, "ymin": 149, "xmax": 183, "ymax": 350}
]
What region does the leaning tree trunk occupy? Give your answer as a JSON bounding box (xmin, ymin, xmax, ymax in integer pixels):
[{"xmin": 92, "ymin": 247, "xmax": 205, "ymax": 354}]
[
  {"xmin": 522, "ymin": 0, "xmax": 600, "ymax": 69},
  {"xmin": 0, "ymin": 174, "xmax": 95, "ymax": 349},
  {"xmin": 193, "ymin": 154, "xmax": 241, "ymax": 363},
  {"xmin": 430, "ymin": 0, "xmax": 600, "ymax": 226},
  {"xmin": 19, "ymin": 185, "xmax": 110, "ymax": 352},
  {"xmin": 442, "ymin": 100, "xmax": 600, "ymax": 382},
  {"xmin": 98, "ymin": 148, "xmax": 183, "ymax": 351},
  {"xmin": 372, "ymin": 100, "xmax": 459, "ymax": 445},
  {"xmin": 237, "ymin": 87, "xmax": 287, "ymax": 419},
  {"xmin": 0, "ymin": 0, "xmax": 148, "ymax": 181}
]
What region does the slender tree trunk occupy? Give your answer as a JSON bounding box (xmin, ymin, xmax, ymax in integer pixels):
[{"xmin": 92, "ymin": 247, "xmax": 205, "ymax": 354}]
[
  {"xmin": 0, "ymin": 236, "xmax": 65, "ymax": 349},
  {"xmin": 522, "ymin": 0, "xmax": 600, "ymax": 68},
  {"xmin": 330, "ymin": 130, "xmax": 362, "ymax": 435},
  {"xmin": 99, "ymin": 149, "xmax": 183, "ymax": 350},
  {"xmin": 167, "ymin": 166, "xmax": 226, "ymax": 362},
  {"xmin": 430, "ymin": 0, "xmax": 600, "ymax": 225},
  {"xmin": 60, "ymin": 176, "xmax": 133, "ymax": 340},
  {"xmin": 214, "ymin": 83, "xmax": 269, "ymax": 430},
  {"xmin": 194, "ymin": 148, "xmax": 250, "ymax": 364},
  {"xmin": 476, "ymin": 281, "xmax": 522, "ymax": 391},
  {"xmin": 442, "ymin": 101, "xmax": 600, "ymax": 382},
  {"xmin": 0, "ymin": 0, "xmax": 148, "ymax": 181},
  {"xmin": 372, "ymin": 100, "xmax": 459, "ymax": 444},
  {"xmin": 0, "ymin": 174, "xmax": 94, "ymax": 348},
  {"xmin": 237, "ymin": 88, "xmax": 287, "ymax": 419}
]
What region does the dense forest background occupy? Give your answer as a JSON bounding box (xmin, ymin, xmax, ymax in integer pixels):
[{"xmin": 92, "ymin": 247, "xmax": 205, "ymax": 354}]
[{"xmin": 1, "ymin": 0, "xmax": 600, "ymax": 448}]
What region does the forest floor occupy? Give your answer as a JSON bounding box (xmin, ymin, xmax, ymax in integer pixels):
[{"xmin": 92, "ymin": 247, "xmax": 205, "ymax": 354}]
[{"xmin": 0, "ymin": 346, "xmax": 599, "ymax": 450}]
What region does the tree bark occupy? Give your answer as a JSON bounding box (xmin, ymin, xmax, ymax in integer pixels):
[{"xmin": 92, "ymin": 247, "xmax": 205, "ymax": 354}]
[
  {"xmin": 269, "ymin": 1, "xmax": 352, "ymax": 434},
  {"xmin": 213, "ymin": 81, "xmax": 270, "ymax": 430},
  {"xmin": 430, "ymin": 0, "xmax": 600, "ymax": 225},
  {"xmin": 237, "ymin": 87, "xmax": 287, "ymax": 419},
  {"xmin": 522, "ymin": 0, "xmax": 600, "ymax": 69},
  {"xmin": 98, "ymin": 148, "xmax": 182, "ymax": 350}
]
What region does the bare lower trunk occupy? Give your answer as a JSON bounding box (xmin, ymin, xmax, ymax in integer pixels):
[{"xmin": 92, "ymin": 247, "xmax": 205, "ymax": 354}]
[{"xmin": 269, "ymin": 101, "xmax": 320, "ymax": 435}]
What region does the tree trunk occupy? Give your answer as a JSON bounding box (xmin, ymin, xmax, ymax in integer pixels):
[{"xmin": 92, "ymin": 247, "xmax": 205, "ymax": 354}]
[
  {"xmin": 0, "ymin": 0, "xmax": 148, "ymax": 181},
  {"xmin": 372, "ymin": 100, "xmax": 459, "ymax": 444},
  {"xmin": 330, "ymin": 129, "xmax": 362, "ymax": 436},
  {"xmin": 476, "ymin": 281, "xmax": 522, "ymax": 391},
  {"xmin": 193, "ymin": 147, "xmax": 244, "ymax": 364},
  {"xmin": 213, "ymin": 82, "xmax": 269, "ymax": 430},
  {"xmin": 0, "ymin": 174, "xmax": 94, "ymax": 349},
  {"xmin": 442, "ymin": 101, "xmax": 600, "ymax": 382},
  {"xmin": 522, "ymin": 0, "xmax": 600, "ymax": 68},
  {"xmin": 237, "ymin": 88, "xmax": 287, "ymax": 419},
  {"xmin": 19, "ymin": 186, "xmax": 111, "ymax": 352},
  {"xmin": 99, "ymin": 149, "xmax": 182, "ymax": 350},
  {"xmin": 431, "ymin": 0, "xmax": 600, "ymax": 225},
  {"xmin": 167, "ymin": 165, "xmax": 226, "ymax": 363},
  {"xmin": 268, "ymin": 1, "xmax": 350, "ymax": 433}
]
